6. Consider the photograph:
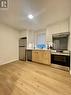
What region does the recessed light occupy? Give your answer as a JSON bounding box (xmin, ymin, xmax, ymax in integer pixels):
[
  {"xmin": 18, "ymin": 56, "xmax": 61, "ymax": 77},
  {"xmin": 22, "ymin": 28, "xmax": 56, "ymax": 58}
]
[{"xmin": 28, "ymin": 14, "xmax": 34, "ymax": 19}]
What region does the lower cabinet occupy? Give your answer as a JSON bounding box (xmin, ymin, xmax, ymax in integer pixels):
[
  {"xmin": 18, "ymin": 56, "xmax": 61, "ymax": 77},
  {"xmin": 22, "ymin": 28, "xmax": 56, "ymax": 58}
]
[
  {"xmin": 32, "ymin": 50, "xmax": 51, "ymax": 65},
  {"xmin": 32, "ymin": 51, "xmax": 39, "ymax": 62}
]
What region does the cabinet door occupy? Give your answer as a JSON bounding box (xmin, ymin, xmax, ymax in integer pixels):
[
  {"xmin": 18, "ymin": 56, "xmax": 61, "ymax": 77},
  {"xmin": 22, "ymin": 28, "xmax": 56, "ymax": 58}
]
[
  {"xmin": 32, "ymin": 51, "xmax": 39, "ymax": 62},
  {"xmin": 43, "ymin": 51, "xmax": 50, "ymax": 58},
  {"xmin": 42, "ymin": 51, "xmax": 51, "ymax": 65},
  {"xmin": 37, "ymin": 51, "xmax": 43, "ymax": 63}
]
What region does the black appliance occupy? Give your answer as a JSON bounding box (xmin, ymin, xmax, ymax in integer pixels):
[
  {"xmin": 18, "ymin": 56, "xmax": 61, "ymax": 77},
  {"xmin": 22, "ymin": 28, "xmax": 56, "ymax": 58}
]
[
  {"xmin": 51, "ymin": 54, "xmax": 70, "ymax": 67},
  {"xmin": 26, "ymin": 50, "xmax": 32, "ymax": 61}
]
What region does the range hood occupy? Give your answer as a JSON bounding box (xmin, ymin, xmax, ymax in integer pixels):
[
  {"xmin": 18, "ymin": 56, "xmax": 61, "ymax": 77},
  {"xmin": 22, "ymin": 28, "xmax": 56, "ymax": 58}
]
[{"xmin": 52, "ymin": 32, "xmax": 70, "ymax": 38}]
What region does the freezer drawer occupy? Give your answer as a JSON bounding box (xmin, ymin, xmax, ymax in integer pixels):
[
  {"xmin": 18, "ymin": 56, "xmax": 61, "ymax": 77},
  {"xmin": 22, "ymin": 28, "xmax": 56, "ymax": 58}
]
[{"xmin": 19, "ymin": 47, "xmax": 26, "ymax": 60}]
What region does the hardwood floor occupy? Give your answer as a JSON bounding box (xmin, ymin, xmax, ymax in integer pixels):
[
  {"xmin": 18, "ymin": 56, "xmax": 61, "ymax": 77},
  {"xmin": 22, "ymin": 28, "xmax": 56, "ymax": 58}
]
[{"xmin": 0, "ymin": 61, "xmax": 71, "ymax": 95}]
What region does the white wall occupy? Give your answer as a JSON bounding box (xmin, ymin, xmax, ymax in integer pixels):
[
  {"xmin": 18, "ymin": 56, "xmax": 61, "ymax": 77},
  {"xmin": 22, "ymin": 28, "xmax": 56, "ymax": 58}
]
[
  {"xmin": 46, "ymin": 19, "xmax": 70, "ymax": 50},
  {"xmin": 0, "ymin": 24, "xmax": 19, "ymax": 65}
]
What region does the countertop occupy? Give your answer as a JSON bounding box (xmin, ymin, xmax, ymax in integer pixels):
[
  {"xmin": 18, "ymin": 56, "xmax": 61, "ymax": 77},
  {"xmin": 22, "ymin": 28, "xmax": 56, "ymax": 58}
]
[
  {"xmin": 26, "ymin": 49, "xmax": 70, "ymax": 56},
  {"xmin": 26, "ymin": 48, "xmax": 49, "ymax": 51}
]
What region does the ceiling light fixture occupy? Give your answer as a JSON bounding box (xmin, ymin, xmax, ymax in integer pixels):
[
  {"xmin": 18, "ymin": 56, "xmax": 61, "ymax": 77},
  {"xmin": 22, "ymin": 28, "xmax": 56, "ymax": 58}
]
[{"xmin": 28, "ymin": 14, "xmax": 34, "ymax": 19}]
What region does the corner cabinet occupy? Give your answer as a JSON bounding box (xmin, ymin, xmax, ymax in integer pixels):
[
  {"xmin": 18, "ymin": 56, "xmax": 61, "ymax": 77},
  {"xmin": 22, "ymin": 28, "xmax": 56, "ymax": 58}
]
[{"xmin": 32, "ymin": 50, "xmax": 51, "ymax": 65}]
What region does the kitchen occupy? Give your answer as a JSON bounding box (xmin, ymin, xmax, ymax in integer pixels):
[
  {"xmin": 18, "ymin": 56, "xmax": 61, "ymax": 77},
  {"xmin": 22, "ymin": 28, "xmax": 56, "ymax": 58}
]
[
  {"xmin": 0, "ymin": 0, "xmax": 71, "ymax": 94},
  {"xmin": 19, "ymin": 18, "xmax": 71, "ymax": 73}
]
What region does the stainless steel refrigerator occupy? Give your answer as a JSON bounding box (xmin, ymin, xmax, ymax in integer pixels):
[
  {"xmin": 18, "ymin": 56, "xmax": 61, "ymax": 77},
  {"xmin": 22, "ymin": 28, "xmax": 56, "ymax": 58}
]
[{"xmin": 19, "ymin": 37, "xmax": 27, "ymax": 60}]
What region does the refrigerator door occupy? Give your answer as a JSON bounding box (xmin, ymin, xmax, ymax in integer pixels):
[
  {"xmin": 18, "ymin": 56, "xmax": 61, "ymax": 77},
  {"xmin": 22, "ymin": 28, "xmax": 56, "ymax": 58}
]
[{"xmin": 19, "ymin": 47, "xmax": 26, "ymax": 60}]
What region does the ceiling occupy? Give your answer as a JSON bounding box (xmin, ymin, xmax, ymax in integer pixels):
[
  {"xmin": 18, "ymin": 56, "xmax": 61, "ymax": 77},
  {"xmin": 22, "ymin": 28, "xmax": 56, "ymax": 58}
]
[{"xmin": 0, "ymin": 0, "xmax": 70, "ymax": 31}]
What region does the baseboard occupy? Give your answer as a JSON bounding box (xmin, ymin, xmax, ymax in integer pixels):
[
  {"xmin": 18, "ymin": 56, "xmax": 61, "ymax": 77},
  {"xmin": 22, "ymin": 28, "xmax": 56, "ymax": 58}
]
[{"xmin": 0, "ymin": 59, "xmax": 18, "ymax": 66}]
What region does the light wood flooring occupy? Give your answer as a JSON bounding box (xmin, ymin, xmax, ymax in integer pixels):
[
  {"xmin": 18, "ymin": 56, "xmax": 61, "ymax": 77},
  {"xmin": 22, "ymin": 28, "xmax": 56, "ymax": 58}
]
[{"xmin": 0, "ymin": 61, "xmax": 71, "ymax": 95}]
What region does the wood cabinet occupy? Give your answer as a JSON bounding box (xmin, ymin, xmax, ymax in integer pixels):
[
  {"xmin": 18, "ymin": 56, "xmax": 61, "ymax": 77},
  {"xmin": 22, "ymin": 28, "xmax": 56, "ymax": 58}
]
[
  {"xmin": 32, "ymin": 51, "xmax": 39, "ymax": 62},
  {"xmin": 32, "ymin": 50, "xmax": 51, "ymax": 65}
]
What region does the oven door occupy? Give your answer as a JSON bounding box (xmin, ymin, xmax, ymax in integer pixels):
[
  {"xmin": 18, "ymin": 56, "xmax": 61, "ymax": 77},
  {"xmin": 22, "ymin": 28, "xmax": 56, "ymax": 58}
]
[{"xmin": 51, "ymin": 54, "xmax": 70, "ymax": 67}]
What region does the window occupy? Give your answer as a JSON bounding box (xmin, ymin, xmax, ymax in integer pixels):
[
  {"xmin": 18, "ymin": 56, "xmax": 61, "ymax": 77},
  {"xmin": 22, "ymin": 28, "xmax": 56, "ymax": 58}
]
[
  {"xmin": 36, "ymin": 32, "xmax": 46, "ymax": 48},
  {"xmin": 37, "ymin": 33, "xmax": 45, "ymax": 44}
]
